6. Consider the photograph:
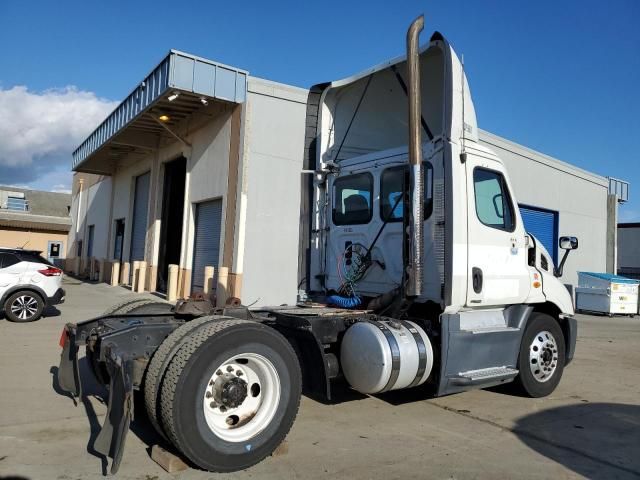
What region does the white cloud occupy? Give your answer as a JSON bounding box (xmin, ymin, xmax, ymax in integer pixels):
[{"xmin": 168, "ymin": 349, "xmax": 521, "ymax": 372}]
[
  {"xmin": 0, "ymin": 85, "xmax": 117, "ymax": 169},
  {"xmin": 51, "ymin": 184, "xmax": 72, "ymax": 194}
]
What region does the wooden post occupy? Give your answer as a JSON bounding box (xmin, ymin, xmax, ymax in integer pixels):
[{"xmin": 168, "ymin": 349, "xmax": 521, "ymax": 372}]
[
  {"xmin": 137, "ymin": 261, "xmax": 147, "ymax": 293},
  {"xmin": 203, "ymin": 266, "xmax": 215, "ymax": 295},
  {"xmin": 167, "ymin": 264, "xmax": 179, "ymax": 302},
  {"xmin": 131, "ymin": 261, "xmax": 140, "ymax": 291},
  {"xmin": 111, "ymin": 262, "xmax": 120, "ymax": 286},
  {"xmin": 121, "ymin": 262, "xmax": 130, "ymax": 285},
  {"xmin": 216, "ymin": 266, "xmax": 229, "ymax": 307},
  {"xmin": 229, "ymin": 273, "xmax": 243, "ymax": 300},
  {"xmin": 98, "ymin": 259, "xmax": 105, "ymax": 283}
]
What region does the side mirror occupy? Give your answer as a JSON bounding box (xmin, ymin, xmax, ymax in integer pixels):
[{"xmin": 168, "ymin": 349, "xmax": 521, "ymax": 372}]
[
  {"xmin": 559, "ymin": 236, "xmax": 578, "ymax": 250},
  {"xmin": 555, "ymin": 236, "xmax": 579, "ymax": 277}
]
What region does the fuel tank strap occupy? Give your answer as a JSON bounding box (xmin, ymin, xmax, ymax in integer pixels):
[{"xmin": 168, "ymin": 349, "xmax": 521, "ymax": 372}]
[
  {"xmin": 365, "ymin": 320, "xmax": 401, "ymax": 393},
  {"xmin": 400, "ymin": 320, "xmax": 428, "ymax": 388}
]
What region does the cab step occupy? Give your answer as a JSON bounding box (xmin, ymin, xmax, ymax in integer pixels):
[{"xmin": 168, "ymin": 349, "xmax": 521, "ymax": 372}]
[{"xmin": 451, "ymin": 366, "xmax": 519, "ymax": 386}]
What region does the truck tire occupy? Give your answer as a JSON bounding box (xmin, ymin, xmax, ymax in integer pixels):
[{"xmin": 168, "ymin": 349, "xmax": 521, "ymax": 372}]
[
  {"xmin": 159, "ymin": 319, "xmax": 302, "ymax": 472},
  {"xmin": 514, "ymin": 312, "xmax": 566, "ymax": 397},
  {"xmin": 3, "ymin": 290, "xmax": 44, "ymax": 322},
  {"xmin": 102, "ymin": 298, "xmax": 173, "ymax": 316},
  {"xmin": 144, "ymin": 316, "xmax": 224, "ymax": 439},
  {"xmin": 89, "ymin": 299, "xmax": 174, "ymax": 385}
]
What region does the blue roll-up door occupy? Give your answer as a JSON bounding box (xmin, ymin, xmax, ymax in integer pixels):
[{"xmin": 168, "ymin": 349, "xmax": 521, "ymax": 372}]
[
  {"xmin": 519, "ymin": 205, "xmax": 558, "ymax": 263},
  {"xmin": 191, "ymin": 199, "xmax": 223, "ymax": 292},
  {"xmin": 130, "ymin": 172, "xmax": 150, "ymax": 262}
]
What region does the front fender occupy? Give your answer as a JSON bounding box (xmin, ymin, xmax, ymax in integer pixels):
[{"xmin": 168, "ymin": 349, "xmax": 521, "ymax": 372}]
[
  {"xmin": 562, "ymin": 315, "xmax": 578, "ymax": 365},
  {"xmin": 541, "ymin": 273, "xmax": 574, "ymax": 315}
]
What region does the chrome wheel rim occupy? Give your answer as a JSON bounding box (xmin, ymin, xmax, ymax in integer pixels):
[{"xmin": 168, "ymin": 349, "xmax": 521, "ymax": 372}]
[
  {"xmin": 11, "ymin": 295, "xmax": 39, "ymax": 320},
  {"xmin": 529, "ymin": 330, "xmax": 559, "ymax": 383},
  {"xmin": 202, "ymin": 353, "xmax": 281, "ymax": 442}
]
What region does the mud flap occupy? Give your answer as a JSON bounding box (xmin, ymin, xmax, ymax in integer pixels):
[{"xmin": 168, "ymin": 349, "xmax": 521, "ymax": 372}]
[
  {"xmin": 58, "ymin": 324, "xmax": 82, "ymax": 398},
  {"xmin": 93, "ymin": 354, "xmax": 134, "ymax": 474}
]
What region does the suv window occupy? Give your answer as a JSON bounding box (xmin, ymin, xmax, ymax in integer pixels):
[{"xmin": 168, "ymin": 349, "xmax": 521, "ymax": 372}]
[
  {"xmin": 473, "ymin": 168, "xmax": 515, "ymax": 232},
  {"xmin": 0, "ymin": 253, "xmax": 20, "ymax": 268},
  {"xmin": 333, "ymin": 173, "xmax": 374, "ymax": 225},
  {"xmin": 380, "ymin": 163, "xmax": 434, "ymax": 222},
  {"xmin": 16, "ymin": 252, "xmax": 53, "ymax": 266}
]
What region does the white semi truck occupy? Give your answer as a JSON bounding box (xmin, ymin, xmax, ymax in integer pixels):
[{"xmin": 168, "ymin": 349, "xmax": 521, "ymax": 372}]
[{"xmin": 58, "ymin": 15, "xmax": 579, "ymax": 474}]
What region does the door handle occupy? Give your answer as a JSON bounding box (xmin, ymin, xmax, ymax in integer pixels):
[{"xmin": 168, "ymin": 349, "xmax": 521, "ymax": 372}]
[{"xmin": 472, "ymin": 267, "xmax": 483, "ymax": 293}]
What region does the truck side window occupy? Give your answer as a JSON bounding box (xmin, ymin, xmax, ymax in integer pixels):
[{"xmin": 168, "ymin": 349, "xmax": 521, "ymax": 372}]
[
  {"xmin": 333, "ymin": 173, "xmax": 373, "ymax": 225},
  {"xmin": 380, "ymin": 163, "xmax": 433, "ymax": 222},
  {"xmin": 473, "ymin": 168, "xmax": 515, "ymax": 232}
]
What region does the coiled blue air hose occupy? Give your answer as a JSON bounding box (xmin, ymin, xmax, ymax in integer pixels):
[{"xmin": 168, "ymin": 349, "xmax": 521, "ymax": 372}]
[{"xmin": 327, "ymin": 295, "xmax": 361, "ymax": 309}]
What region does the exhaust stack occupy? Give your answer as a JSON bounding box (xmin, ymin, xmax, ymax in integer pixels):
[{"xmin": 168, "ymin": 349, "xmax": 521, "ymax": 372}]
[{"xmin": 405, "ymin": 15, "xmax": 425, "ymax": 298}]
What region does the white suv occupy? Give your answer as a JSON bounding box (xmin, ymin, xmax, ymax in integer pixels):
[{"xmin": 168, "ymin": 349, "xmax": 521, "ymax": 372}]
[{"xmin": 0, "ymin": 248, "xmax": 65, "ymax": 322}]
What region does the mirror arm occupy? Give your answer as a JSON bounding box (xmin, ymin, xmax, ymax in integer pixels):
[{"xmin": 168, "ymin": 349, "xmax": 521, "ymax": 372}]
[{"xmin": 554, "ymin": 249, "xmax": 571, "ymax": 277}]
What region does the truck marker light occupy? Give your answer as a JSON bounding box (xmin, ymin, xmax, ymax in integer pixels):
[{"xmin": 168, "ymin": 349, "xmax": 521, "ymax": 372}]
[
  {"xmin": 59, "ymin": 328, "xmax": 68, "ymax": 348},
  {"xmin": 533, "ymin": 281, "xmax": 541, "ymax": 288}
]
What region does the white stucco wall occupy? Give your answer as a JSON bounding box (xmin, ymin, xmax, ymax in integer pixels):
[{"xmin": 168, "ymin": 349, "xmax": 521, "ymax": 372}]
[
  {"xmin": 181, "ymin": 108, "xmax": 233, "ymax": 272},
  {"xmin": 110, "ymin": 157, "xmax": 153, "ymax": 262},
  {"xmin": 240, "ymin": 78, "xmax": 308, "ymax": 306},
  {"xmin": 84, "ymin": 178, "xmax": 112, "ymax": 260}
]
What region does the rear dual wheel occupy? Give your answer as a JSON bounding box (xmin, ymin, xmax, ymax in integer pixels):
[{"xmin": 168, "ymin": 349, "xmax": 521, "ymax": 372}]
[{"xmin": 147, "ymin": 318, "xmax": 301, "ymax": 472}]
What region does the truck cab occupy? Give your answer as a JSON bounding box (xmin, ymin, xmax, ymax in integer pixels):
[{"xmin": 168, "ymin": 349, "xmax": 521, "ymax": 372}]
[
  {"xmin": 307, "ymin": 31, "xmax": 575, "ymax": 317},
  {"xmin": 302, "ymin": 28, "xmax": 578, "ymax": 394}
]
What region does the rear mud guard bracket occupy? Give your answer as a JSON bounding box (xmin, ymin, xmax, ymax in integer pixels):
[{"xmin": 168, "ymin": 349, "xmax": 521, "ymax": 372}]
[
  {"xmin": 58, "ymin": 324, "xmax": 82, "ymax": 398},
  {"xmin": 93, "ymin": 352, "xmax": 135, "ymax": 474}
]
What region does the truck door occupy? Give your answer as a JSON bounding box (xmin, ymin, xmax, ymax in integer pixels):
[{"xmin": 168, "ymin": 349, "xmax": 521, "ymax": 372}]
[
  {"xmin": 326, "ymin": 171, "xmax": 381, "ymax": 295},
  {"xmin": 465, "ymin": 155, "xmax": 530, "ymax": 306}
]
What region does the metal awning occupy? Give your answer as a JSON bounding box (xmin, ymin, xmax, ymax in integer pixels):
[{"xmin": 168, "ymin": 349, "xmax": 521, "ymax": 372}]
[
  {"xmin": 0, "ymin": 211, "xmax": 71, "ymax": 232},
  {"xmin": 72, "ymin": 50, "xmax": 248, "ymax": 174}
]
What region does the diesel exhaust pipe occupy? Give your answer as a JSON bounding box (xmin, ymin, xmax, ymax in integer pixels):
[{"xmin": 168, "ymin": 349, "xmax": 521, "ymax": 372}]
[{"xmin": 405, "ymin": 15, "xmax": 425, "ymax": 298}]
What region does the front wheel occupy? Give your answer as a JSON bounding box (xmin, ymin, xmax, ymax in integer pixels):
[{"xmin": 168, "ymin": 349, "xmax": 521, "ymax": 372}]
[
  {"xmin": 159, "ymin": 320, "xmax": 301, "ymax": 472},
  {"xmin": 4, "ymin": 291, "xmax": 44, "ymax": 322},
  {"xmin": 514, "ymin": 312, "xmax": 566, "ymax": 397}
]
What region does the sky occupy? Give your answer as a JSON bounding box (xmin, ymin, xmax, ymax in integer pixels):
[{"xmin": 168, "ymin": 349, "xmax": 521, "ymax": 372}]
[{"xmin": 0, "ymin": 0, "xmax": 638, "ymax": 219}]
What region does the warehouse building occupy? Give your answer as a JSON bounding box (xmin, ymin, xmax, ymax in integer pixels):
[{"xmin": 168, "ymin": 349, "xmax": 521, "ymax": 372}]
[
  {"xmin": 0, "ymin": 186, "xmax": 71, "ymax": 264},
  {"xmin": 617, "ymin": 223, "xmax": 640, "ymax": 279},
  {"xmin": 67, "ymin": 49, "xmax": 628, "ymax": 306}
]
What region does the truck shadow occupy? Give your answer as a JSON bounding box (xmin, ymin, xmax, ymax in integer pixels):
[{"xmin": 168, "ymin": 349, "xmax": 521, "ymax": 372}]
[{"xmin": 513, "ymin": 402, "xmax": 640, "ymax": 479}]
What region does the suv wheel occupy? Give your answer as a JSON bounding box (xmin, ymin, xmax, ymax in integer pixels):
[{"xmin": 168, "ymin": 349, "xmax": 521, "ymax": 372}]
[{"xmin": 4, "ymin": 291, "xmax": 44, "ymax": 322}]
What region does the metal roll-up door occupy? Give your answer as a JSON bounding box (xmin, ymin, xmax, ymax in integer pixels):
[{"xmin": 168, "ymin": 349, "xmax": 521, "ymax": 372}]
[
  {"xmin": 191, "ymin": 199, "xmax": 223, "ymax": 292},
  {"xmin": 519, "ymin": 205, "xmax": 558, "ymax": 263},
  {"xmin": 130, "ymin": 172, "xmax": 151, "ymax": 263}
]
